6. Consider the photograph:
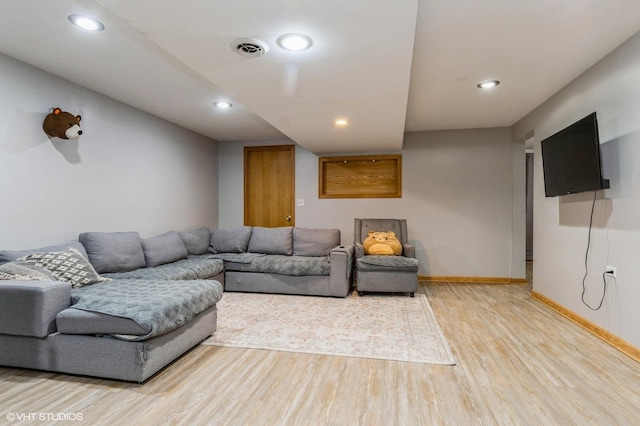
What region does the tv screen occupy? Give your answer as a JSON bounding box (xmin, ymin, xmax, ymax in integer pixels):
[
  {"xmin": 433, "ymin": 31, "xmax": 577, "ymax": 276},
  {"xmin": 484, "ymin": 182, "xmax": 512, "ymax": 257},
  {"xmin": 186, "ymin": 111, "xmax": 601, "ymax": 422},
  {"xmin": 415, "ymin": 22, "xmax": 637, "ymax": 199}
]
[{"xmin": 541, "ymin": 112, "xmax": 609, "ymax": 197}]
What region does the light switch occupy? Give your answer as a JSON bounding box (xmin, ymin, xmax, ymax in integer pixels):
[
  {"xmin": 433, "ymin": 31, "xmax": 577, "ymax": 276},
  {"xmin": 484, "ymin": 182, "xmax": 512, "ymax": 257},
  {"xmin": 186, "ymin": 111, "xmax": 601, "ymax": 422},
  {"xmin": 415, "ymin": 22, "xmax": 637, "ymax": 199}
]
[{"xmin": 296, "ymin": 198, "xmax": 305, "ymax": 207}]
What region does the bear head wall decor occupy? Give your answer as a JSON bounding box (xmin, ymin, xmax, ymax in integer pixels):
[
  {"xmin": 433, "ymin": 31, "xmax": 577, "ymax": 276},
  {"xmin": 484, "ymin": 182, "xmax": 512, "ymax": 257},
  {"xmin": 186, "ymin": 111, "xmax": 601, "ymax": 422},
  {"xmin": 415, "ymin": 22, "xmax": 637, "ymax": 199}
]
[{"xmin": 42, "ymin": 108, "xmax": 83, "ymax": 139}]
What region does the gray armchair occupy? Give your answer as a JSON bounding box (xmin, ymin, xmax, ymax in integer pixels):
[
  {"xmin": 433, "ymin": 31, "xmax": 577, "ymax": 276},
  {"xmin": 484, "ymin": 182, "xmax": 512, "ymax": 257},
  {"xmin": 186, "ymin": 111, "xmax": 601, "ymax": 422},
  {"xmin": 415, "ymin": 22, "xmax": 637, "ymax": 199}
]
[{"xmin": 354, "ymin": 218, "xmax": 419, "ymax": 297}]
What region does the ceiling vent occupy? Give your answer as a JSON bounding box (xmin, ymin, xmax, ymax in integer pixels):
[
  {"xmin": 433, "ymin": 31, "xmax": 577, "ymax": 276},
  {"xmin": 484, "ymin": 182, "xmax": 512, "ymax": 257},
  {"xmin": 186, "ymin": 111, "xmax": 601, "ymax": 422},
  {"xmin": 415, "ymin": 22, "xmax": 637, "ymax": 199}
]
[{"xmin": 231, "ymin": 38, "xmax": 269, "ymax": 58}]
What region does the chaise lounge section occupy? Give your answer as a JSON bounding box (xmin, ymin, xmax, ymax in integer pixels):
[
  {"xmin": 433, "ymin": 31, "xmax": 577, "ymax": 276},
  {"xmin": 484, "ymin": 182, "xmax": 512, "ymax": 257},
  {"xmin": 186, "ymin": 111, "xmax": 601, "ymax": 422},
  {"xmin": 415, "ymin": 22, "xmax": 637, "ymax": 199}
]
[{"xmin": 0, "ymin": 228, "xmax": 224, "ymax": 382}]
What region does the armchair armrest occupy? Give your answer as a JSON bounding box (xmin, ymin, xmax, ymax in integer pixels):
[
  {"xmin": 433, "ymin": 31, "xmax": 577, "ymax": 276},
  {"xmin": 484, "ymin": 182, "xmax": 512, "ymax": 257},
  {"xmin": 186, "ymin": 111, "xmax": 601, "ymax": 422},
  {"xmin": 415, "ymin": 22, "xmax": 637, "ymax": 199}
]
[
  {"xmin": 354, "ymin": 243, "xmax": 365, "ymax": 259},
  {"xmin": 403, "ymin": 244, "xmax": 416, "ymax": 258},
  {"xmin": 0, "ymin": 280, "xmax": 71, "ymax": 337}
]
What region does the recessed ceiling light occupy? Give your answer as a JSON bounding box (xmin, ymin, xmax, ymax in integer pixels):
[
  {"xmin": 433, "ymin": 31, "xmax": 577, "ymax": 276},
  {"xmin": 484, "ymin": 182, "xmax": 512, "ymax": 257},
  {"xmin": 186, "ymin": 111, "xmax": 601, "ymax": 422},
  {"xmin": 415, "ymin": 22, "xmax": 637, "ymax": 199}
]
[
  {"xmin": 277, "ymin": 34, "xmax": 313, "ymax": 51},
  {"xmin": 477, "ymin": 80, "xmax": 500, "ymax": 89},
  {"xmin": 215, "ymin": 102, "xmax": 232, "ymax": 109},
  {"xmin": 68, "ymin": 14, "xmax": 105, "ymax": 31},
  {"xmin": 333, "ymin": 118, "xmax": 350, "ymax": 126}
]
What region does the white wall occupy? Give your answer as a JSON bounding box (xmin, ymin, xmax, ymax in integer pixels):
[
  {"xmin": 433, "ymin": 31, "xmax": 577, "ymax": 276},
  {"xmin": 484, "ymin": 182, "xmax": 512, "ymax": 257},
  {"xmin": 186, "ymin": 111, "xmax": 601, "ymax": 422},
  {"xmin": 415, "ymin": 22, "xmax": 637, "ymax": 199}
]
[
  {"xmin": 218, "ymin": 127, "xmax": 525, "ymax": 279},
  {"xmin": 0, "ymin": 53, "xmax": 219, "ymax": 249},
  {"xmin": 513, "ymin": 31, "xmax": 640, "ymax": 347}
]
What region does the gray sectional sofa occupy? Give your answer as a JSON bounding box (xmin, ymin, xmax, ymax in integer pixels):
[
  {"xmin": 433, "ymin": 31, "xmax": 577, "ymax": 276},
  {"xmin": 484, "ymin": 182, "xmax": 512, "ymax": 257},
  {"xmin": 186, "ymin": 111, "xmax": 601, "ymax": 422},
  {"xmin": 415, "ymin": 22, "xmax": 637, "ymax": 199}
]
[
  {"xmin": 0, "ymin": 228, "xmax": 224, "ymax": 382},
  {"xmin": 208, "ymin": 226, "xmax": 354, "ymax": 298},
  {"xmin": 0, "ymin": 225, "xmax": 354, "ymax": 382}
]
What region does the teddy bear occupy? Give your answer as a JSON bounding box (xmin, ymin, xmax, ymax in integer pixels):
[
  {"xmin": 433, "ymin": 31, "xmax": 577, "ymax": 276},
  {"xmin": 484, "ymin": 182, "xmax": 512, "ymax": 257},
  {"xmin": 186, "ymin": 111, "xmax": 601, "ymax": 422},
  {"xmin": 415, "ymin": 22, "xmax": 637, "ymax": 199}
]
[
  {"xmin": 363, "ymin": 230, "xmax": 403, "ymax": 255},
  {"xmin": 42, "ymin": 108, "xmax": 83, "ymax": 139}
]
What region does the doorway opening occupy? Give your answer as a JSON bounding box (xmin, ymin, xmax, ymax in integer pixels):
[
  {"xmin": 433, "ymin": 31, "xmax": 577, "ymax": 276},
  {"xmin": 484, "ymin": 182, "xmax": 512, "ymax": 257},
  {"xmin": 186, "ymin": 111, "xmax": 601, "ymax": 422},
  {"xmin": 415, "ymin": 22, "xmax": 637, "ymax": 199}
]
[{"xmin": 525, "ymin": 137, "xmax": 534, "ymax": 286}]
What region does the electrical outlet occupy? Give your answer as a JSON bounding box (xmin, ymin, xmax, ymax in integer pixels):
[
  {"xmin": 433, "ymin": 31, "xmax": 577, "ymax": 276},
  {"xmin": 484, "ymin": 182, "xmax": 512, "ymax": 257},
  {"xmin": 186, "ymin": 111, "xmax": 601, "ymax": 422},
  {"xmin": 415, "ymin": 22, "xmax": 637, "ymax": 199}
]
[
  {"xmin": 605, "ymin": 266, "xmax": 617, "ymax": 278},
  {"xmin": 296, "ymin": 198, "xmax": 305, "ymax": 207}
]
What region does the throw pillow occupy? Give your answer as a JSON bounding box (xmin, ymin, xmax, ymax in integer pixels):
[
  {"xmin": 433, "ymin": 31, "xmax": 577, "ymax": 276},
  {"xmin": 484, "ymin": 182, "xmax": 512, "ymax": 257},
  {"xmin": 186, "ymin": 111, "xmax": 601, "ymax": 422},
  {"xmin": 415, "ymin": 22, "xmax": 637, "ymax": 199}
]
[
  {"xmin": 142, "ymin": 231, "xmax": 189, "ymax": 267},
  {"xmin": 18, "ymin": 248, "xmax": 108, "ymax": 288},
  {"xmin": 178, "ymin": 227, "xmax": 211, "ymax": 255},
  {"xmin": 209, "ymin": 226, "xmax": 253, "ymax": 254},
  {"xmin": 79, "ymin": 231, "xmax": 146, "ymax": 273}
]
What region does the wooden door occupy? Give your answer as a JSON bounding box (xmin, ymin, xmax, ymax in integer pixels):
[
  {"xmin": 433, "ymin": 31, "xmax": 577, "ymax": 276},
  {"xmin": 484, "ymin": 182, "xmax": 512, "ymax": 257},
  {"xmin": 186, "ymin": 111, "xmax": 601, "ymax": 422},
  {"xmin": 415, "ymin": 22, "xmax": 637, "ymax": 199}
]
[{"xmin": 244, "ymin": 145, "xmax": 295, "ymax": 227}]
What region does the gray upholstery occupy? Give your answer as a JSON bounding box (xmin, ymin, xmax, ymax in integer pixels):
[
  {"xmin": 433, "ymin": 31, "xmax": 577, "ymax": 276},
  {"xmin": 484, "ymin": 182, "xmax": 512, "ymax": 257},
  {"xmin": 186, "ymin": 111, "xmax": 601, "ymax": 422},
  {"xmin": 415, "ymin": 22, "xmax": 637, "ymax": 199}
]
[
  {"xmin": 208, "ymin": 252, "xmax": 264, "ymax": 263},
  {"xmin": 209, "ymin": 226, "xmax": 350, "ymax": 296},
  {"xmin": 357, "ymin": 255, "xmax": 419, "ymax": 269},
  {"xmin": 103, "ymin": 256, "xmax": 224, "ymax": 281},
  {"xmin": 142, "ymin": 231, "xmax": 189, "ymax": 267},
  {"xmin": 247, "ymin": 226, "xmax": 293, "ymax": 255},
  {"xmin": 224, "ymin": 245, "xmax": 353, "ymax": 297},
  {"xmin": 179, "ymin": 227, "xmax": 211, "ymax": 255},
  {"xmin": 353, "ymin": 218, "xmax": 418, "ymax": 296},
  {"xmin": 79, "ymin": 231, "xmax": 146, "ymax": 273},
  {"xmin": 68, "ymin": 278, "xmax": 223, "ymax": 341},
  {"xmin": 209, "ymin": 226, "xmax": 252, "ymax": 253},
  {"xmin": 0, "ymin": 224, "xmax": 354, "ymax": 382},
  {"xmin": 0, "ymin": 280, "xmax": 71, "ymax": 337},
  {"xmin": 293, "ymin": 227, "xmax": 340, "ymax": 256},
  {"xmin": 0, "ymin": 306, "xmax": 217, "ymax": 383},
  {"xmin": 224, "ymin": 255, "xmax": 330, "ymax": 276},
  {"xmin": 0, "ymin": 230, "xmax": 224, "ymax": 382},
  {"xmin": 56, "ymin": 307, "xmax": 148, "ymax": 335},
  {"xmin": 225, "ymin": 272, "xmax": 333, "ymax": 296}
]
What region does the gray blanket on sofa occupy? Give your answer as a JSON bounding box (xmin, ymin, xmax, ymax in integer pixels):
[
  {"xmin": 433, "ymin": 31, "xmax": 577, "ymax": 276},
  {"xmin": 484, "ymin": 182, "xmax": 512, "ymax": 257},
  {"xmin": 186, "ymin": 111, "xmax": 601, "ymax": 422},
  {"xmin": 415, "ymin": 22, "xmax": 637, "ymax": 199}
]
[{"xmin": 70, "ymin": 279, "xmax": 224, "ymax": 341}]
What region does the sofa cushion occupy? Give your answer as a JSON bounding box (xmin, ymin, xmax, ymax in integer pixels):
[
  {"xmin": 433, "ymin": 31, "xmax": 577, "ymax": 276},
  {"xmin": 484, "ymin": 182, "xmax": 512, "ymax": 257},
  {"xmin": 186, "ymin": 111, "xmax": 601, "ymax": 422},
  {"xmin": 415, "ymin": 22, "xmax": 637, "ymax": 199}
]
[
  {"xmin": 69, "ymin": 278, "xmax": 224, "ymax": 340},
  {"xmin": 103, "ymin": 257, "xmax": 224, "ymax": 281},
  {"xmin": 356, "ymin": 255, "xmax": 419, "ymax": 272},
  {"xmin": 57, "ymin": 308, "xmax": 148, "ymax": 336},
  {"xmin": 224, "ymin": 254, "xmax": 330, "ymax": 276},
  {"xmin": 248, "ymin": 226, "xmax": 293, "ymax": 255},
  {"xmin": 179, "ymin": 227, "xmax": 211, "ymax": 255},
  {"xmin": 0, "ymin": 241, "xmax": 88, "ymax": 265},
  {"xmin": 142, "ymin": 231, "xmax": 189, "ymax": 267},
  {"xmin": 209, "ymin": 226, "xmax": 252, "ymax": 254},
  {"xmin": 79, "ymin": 232, "xmax": 146, "ymax": 274},
  {"xmin": 292, "ymin": 228, "xmax": 340, "ymax": 257}
]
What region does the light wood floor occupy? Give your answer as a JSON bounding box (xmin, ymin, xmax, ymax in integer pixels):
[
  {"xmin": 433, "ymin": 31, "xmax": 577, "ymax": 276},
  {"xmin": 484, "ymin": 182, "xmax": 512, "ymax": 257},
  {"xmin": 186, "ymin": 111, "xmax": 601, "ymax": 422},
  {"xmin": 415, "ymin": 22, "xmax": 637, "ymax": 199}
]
[{"xmin": 1, "ymin": 277, "xmax": 639, "ymax": 425}]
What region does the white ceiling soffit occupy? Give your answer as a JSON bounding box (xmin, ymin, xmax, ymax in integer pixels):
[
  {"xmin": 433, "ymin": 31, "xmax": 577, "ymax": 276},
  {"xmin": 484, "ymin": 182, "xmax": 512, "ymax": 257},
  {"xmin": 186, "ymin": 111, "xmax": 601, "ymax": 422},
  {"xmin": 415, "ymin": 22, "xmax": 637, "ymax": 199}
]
[
  {"xmin": 0, "ymin": 0, "xmax": 283, "ymax": 143},
  {"xmin": 97, "ymin": 0, "xmax": 419, "ymax": 154},
  {"xmin": 405, "ymin": 0, "xmax": 640, "ymax": 132},
  {"xmin": 1, "ymin": 1, "xmax": 639, "ymax": 154}
]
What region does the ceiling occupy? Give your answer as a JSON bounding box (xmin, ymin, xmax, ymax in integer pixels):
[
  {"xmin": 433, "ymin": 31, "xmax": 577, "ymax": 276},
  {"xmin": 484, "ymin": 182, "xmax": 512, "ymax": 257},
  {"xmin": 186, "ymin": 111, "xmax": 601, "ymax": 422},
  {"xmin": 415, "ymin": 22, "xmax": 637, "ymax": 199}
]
[{"xmin": 1, "ymin": 0, "xmax": 639, "ymax": 154}]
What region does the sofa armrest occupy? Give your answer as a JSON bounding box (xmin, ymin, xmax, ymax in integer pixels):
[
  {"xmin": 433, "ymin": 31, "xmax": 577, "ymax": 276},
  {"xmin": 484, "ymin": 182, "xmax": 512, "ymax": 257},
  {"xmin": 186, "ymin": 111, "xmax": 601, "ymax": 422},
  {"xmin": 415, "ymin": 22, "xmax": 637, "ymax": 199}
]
[
  {"xmin": 329, "ymin": 245, "xmax": 355, "ymax": 297},
  {"xmin": 354, "ymin": 243, "xmax": 365, "ymax": 259},
  {"xmin": 403, "ymin": 244, "xmax": 416, "ymax": 258},
  {"xmin": 0, "ymin": 280, "xmax": 71, "ymax": 337}
]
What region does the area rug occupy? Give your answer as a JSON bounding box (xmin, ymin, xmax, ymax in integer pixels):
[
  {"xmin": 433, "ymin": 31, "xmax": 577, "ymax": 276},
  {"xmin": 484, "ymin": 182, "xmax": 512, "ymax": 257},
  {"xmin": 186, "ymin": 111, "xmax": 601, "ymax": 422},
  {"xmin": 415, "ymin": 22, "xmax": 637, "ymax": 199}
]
[{"xmin": 203, "ymin": 291, "xmax": 456, "ymax": 365}]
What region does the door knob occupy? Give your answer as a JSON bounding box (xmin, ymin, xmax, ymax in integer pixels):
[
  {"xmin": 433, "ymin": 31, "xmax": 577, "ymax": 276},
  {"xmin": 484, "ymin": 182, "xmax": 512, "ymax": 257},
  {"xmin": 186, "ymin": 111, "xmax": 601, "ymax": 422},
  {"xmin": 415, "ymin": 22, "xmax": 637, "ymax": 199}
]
[{"xmin": 285, "ymin": 215, "xmax": 292, "ymax": 222}]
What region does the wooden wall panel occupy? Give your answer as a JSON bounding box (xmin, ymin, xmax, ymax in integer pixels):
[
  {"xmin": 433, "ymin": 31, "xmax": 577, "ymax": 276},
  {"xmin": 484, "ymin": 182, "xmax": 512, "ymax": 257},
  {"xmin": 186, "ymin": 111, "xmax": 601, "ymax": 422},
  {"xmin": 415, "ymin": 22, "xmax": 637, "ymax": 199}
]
[{"xmin": 319, "ymin": 155, "xmax": 402, "ymax": 198}]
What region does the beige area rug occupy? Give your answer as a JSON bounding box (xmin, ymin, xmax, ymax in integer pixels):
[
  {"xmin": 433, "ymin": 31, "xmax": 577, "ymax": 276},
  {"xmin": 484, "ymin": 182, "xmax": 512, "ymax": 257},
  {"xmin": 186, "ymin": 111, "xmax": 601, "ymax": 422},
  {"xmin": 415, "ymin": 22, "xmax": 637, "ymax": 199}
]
[{"xmin": 203, "ymin": 291, "xmax": 456, "ymax": 365}]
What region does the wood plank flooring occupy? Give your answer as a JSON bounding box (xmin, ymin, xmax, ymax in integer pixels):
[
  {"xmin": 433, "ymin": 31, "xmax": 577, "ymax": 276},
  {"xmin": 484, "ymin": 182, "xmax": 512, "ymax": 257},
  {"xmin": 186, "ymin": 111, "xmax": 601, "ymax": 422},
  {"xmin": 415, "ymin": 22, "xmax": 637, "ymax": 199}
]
[{"xmin": 1, "ymin": 279, "xmax": 639, "ymax": 425}]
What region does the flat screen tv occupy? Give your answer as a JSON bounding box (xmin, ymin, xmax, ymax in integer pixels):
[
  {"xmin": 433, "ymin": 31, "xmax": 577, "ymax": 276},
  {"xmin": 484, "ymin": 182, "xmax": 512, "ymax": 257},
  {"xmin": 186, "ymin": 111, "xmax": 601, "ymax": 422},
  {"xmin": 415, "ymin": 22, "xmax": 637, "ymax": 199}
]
[{"xmin": 541, "ymin": 112, "xmax": 610, "ymax": 197}]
